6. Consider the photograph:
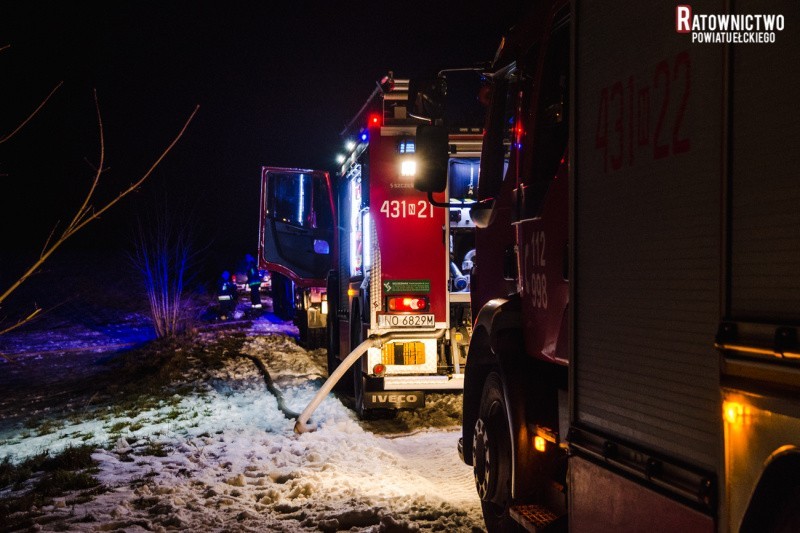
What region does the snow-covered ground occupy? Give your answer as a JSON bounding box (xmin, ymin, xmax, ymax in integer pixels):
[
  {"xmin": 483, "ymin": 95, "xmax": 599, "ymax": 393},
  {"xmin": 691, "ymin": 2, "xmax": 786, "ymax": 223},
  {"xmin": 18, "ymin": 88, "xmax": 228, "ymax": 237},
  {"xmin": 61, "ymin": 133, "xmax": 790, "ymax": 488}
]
[{"xmin": 0, "ymin": 316, "xmax": 484, "ymax": 531}]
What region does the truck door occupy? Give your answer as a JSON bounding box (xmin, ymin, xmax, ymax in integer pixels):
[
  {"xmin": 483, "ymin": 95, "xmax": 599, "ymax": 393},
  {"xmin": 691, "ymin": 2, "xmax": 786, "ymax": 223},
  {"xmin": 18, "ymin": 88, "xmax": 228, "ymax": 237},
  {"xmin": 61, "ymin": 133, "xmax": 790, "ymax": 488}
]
[
  {"xmin": 259, "ymin": 167, "xmax": 335, "ymax": 285},
  {"xmin": 515, "ymin": 11, "xmax": 570, "ymax": 365}
]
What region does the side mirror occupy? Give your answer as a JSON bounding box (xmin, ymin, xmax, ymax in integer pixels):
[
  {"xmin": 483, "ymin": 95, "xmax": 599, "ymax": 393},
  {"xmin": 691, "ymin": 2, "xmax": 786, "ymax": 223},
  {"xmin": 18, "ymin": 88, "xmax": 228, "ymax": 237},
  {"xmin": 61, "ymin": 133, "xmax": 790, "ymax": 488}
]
[{"xmin": 414, "ymin": 125, "xmax": 449, "ymax": 193}]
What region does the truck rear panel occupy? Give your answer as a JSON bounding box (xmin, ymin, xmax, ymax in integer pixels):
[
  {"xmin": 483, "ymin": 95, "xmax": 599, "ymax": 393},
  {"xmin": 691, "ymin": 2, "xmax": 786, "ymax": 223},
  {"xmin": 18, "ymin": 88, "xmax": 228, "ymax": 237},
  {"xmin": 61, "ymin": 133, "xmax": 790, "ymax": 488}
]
[
  {"xmin": 573, "ymin": 0, "xmax": 800, "ymax": 529},
  {"xmin": 363, "ymin": 124, "xmax": 467, "ymax": 386},
  {"xmin": 573, "ymin": 0, "xmax": 724, "ymax": 473},
  {"xmin": 369, "ymin": 125, "xmax": 448, "ymax": 333}
]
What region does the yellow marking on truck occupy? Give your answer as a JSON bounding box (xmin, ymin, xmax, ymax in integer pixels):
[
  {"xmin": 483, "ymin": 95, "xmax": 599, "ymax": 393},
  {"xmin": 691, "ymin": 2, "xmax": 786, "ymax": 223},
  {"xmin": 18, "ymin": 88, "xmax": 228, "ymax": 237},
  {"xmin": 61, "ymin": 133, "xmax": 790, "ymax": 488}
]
[{"xmin": 381, "ymin": 341, "xmax": 425, "ymax": 365}]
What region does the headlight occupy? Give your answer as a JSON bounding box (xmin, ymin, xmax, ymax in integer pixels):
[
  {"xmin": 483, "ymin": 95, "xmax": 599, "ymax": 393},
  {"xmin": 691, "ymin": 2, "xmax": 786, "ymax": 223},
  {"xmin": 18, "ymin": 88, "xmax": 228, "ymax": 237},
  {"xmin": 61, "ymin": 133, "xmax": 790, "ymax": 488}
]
[{"xmin": 400, "ymin": 159, "xmax": 417, "ymax": 177}]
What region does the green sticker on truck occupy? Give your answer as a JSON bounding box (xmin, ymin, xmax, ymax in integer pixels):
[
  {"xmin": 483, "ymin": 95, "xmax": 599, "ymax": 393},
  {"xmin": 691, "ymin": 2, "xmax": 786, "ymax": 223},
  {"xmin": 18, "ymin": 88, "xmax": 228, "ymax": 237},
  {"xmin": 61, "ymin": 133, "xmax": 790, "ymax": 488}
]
[{"xmin": 383, "ymin": 279, "xmax": 430, "ymax": 293}]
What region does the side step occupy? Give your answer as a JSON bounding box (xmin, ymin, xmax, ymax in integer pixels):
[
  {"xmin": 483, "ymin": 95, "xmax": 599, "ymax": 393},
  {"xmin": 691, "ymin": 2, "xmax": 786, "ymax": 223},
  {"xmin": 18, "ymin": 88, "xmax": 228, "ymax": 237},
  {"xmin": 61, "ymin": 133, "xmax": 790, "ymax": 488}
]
[{"xmin": 509, "ymin": 504, "xmax": 566, "ymax": 533}]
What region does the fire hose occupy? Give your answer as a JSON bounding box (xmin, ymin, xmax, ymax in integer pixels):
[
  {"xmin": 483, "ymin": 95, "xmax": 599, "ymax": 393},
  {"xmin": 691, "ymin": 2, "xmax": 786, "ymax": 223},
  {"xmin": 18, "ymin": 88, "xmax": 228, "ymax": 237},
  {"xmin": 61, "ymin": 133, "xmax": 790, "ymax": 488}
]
[{"xmin": 294, "ymin": 328, "xmax": 446, "ymax": 433}]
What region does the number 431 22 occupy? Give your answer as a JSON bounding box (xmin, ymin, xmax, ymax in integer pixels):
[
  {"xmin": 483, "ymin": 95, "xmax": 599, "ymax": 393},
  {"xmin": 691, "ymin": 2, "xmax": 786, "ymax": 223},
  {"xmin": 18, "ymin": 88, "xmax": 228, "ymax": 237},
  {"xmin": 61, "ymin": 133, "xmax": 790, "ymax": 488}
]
[{"xmin": 595, "ymin": 51, "xmax": 691, "ymax": 173}]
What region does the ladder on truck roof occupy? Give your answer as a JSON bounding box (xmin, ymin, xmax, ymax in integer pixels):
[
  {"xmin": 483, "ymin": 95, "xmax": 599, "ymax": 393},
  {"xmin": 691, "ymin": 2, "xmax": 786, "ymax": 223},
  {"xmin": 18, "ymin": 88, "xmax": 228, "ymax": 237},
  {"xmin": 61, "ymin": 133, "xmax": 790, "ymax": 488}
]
[{"xmin": 339, "ymin": 73, "xmax": 413, "ymax": 138}]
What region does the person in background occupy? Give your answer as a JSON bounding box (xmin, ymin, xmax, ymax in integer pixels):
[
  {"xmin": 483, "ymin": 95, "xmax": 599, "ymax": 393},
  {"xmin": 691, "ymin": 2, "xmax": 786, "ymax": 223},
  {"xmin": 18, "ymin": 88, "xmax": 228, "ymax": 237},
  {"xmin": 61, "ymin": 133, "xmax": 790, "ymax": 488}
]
[
  {"xmin": 217, "ymin": 270, "xmax": 237, "ymax": 320},
  {"xmin": 246, "ymin": 254, "xmax": 263, "ymax": 309}
]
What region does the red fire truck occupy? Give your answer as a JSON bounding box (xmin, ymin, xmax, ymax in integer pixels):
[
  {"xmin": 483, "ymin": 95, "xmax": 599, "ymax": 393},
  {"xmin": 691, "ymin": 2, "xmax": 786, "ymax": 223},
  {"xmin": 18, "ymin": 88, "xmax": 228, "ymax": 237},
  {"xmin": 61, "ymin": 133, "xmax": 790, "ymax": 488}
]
[
  {"xmin": 260, "ymin": 72, "xmax": 483, "ymax": 416},
  {"xmin": 416, "ymin": 0, "xmax": 800, "ymax": 531}
]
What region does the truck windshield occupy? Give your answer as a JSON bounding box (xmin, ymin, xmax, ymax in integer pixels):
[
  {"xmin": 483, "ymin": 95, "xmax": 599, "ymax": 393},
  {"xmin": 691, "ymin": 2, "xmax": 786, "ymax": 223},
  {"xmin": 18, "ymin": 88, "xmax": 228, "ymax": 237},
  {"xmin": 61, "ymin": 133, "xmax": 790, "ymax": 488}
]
[{"xmin": 269, "ymin": 171, "xmax": 333, "ymax": 230}]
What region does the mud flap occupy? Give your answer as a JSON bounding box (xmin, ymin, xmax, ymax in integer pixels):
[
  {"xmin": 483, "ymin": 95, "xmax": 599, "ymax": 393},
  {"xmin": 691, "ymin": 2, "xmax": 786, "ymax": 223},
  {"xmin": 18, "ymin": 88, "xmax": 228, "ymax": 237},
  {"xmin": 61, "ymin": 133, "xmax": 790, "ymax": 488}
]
[{"xmin": 363, "ymin": 391, "xmax": 425, "ymax": 409}]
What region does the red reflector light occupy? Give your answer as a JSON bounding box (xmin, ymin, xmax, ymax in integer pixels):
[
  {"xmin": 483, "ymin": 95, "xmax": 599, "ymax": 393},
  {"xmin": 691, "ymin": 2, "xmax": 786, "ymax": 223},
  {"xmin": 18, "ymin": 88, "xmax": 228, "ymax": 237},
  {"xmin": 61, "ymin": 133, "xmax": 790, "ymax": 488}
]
[
  {"xmin": 373, "ymin": 364, "xmax": 386, "ymax": 377},
  {"xmin": 387, "ymin": 296, "xmax": 428, "ymax": 312},
  {"xmin": 369, "ymin": 113, "xmax": 381, "ymax": 127}
]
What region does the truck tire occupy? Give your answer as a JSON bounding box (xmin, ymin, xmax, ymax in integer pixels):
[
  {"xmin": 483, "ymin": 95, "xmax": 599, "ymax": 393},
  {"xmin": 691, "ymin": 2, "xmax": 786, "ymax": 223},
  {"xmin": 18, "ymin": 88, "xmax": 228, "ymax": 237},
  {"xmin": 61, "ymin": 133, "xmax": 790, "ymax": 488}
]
[
  {"xmin": 326, "ymin": 319, "xmax": 339, "ymax": 373},
  {"xmin": 352, "ymin": 358, "xmax": 367, "ymax": 418},
  {"xmin": 271, "ymin": 273, "xmax": 295, "ymax": 321},
  {"xmin": 327, "ymin": 344, "xmax": 351, "ymax": 394},
  {"xmin": 295, "ymin": 308, "xmax": 326, "ymax": 349},
  {"xmin": 350, "ymin": 303, "xmax": 370, "ymax": 418},
  {"xmin": 326, "ymin": 316, "xmax": 345, "ymax": 387},
  {"xmin": 306, "ymin": 326, "xmax": 325, "ymax": 349},
  {"xmin": 295, "ymin": 306, "xmax": 308, "ymax": 342},
  {"xmin": 325, "ymin": 270, "xmax": 346, "ymax": 389},
  {"xmin": 770, "ymin": 485, "xmax": 800, "ymax": 533},
  {"xmin": 473, "ymin": 371, "xmax": 515, "ymax": 532}
]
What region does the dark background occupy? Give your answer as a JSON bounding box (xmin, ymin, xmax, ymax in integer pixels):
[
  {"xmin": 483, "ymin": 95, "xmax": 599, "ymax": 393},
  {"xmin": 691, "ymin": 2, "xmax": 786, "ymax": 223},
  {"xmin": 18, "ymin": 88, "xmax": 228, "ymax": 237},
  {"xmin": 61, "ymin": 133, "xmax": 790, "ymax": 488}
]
[{"xmin": 0, "ymin": 1, "xmax": 527, "ymax": 283}]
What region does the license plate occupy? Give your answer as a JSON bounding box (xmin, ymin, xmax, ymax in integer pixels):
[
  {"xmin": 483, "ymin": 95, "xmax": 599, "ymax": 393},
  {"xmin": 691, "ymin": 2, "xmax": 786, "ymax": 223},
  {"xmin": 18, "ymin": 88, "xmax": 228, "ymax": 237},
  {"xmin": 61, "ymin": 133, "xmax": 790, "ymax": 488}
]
[{"xmin": 377, "ymin": 314, "xmax": 435, "ymax": 328}]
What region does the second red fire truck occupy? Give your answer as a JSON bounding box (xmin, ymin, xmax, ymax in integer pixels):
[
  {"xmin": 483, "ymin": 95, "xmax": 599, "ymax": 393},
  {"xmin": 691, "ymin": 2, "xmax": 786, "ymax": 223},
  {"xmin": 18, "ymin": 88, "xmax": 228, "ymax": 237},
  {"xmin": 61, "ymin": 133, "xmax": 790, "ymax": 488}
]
[
  {"xmin": 415, "ymin": 0, "xmax": 800, "ymax": 531},
  {"xmin": 260, "ymin": 72, "xmax": 483, "ymax": 417}
]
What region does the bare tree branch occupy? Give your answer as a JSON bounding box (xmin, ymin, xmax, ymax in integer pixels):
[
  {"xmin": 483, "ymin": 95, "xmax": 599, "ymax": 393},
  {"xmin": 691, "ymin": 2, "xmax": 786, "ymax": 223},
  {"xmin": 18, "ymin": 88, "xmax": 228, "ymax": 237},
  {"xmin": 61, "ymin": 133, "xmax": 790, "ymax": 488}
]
[
  {"xmin": 0, "ymin": 306, "xmax": 42, "ymax": 337},
  {"xmin": 0, "ymin": 298, "xmax": 68, "ymax": 360},
  {"xmin": 40, "ymin": 221, "xmax": 60, "ymax": 259},
  {"xmin": 0, "ymin": 81, "xmax": 63, "ymax": 145},
  {"xmin": 66, "ymin": 90, "xmax": 106, "ymax": 235},
  {"xmin": 70, "ymin": 103, "xmax": 200, "ymax": 236},
  {"xmin": 0, "ymin": 102, "xmax": 200, "ymax": 311}
]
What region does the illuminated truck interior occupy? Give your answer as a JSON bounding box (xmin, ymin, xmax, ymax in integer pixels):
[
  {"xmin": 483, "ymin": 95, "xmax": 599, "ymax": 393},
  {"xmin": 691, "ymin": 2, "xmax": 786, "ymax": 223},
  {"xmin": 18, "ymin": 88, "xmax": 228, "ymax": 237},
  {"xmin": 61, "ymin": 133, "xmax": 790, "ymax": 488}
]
[{"xmin": 448, "ymin": 157, "xmax": 479, "ymax": 293}]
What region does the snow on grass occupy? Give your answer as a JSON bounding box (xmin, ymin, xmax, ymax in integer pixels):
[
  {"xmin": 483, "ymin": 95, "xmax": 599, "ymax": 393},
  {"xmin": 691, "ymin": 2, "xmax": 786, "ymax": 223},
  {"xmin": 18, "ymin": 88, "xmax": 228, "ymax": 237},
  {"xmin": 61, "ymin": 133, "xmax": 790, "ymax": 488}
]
[{"xmin": 1, "ymin": 320, "xmax": 484, "ymax": 531}]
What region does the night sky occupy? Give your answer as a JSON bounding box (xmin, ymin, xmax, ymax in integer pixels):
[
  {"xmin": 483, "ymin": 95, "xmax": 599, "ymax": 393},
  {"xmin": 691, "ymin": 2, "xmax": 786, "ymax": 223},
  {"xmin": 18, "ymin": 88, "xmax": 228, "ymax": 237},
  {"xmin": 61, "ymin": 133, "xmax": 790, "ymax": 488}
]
[{"xmin": 1, "ymin": 1, "xmax": 527, "ymax": 277}]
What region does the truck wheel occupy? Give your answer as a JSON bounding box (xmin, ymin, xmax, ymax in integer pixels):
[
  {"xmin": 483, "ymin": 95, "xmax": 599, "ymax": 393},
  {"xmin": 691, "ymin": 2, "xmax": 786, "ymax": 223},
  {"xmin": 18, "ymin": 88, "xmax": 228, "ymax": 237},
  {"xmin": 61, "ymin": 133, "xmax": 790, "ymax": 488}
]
[
  {"xmin": 766, "ymin": 484, "xmax": 800, "ymax": 533},
  {"xmin": 271, "ymin": 273, "xmax": 295, "ymax": 321},
  {"xmin": 352, "ymin": 358, "xmax": 368, "ymax": 418},
  {"xmin": 473, "ymin": 372, "xmax": 515, "ymax": 532},
  {"xmin": 325, "ymin": 270, "xmax": 347, "ymax": 391},
  {"xmin": 295, "ymin": 307, "xmax": 309, "ymax": 343},
  {"xmin": 326, "ymin": 321, "xmax": 339, "ymax": 371},
  {"xmin": 350, "ymin": 302, "xmax": 367, "ymax": 417},
  {"xmin": 326, "ymin": 317, "xmax": 344, "ymax": 386},
  {"xmin": 306, "ymin": 327, "xmax": 325, "ymax": 349},
  {"xmin": 349, "ymin": 306, "xmax": 375, "ymax": 419}
]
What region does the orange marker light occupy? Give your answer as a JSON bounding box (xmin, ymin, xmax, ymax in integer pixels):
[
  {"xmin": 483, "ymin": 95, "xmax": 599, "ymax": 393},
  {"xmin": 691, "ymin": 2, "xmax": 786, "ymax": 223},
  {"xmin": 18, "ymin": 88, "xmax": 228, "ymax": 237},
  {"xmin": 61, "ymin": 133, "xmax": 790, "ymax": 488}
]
[
  {"xmin": 534, "ymin": 436, "xmax": 547, "ymax": 453},
  {"xmin": 724, "ymin": 400, "xmax": 752, "ymax": 426}
]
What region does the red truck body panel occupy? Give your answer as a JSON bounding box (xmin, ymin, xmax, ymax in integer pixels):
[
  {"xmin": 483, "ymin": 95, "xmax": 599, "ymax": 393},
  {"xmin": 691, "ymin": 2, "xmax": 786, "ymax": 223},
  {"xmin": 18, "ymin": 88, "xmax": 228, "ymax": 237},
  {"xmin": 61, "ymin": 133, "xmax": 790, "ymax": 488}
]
[{"xmin": 368, "ymin": 123, "xmax": 448, "ymax": 325}]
